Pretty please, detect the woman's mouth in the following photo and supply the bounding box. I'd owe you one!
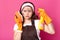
[26,16,29,17]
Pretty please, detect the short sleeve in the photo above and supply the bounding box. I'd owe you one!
[34,20,41,40]
[13,24,22,32]
[34,20,40,30]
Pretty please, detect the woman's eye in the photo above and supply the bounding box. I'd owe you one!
[23,10,32,12]
[24,10,26,12]
[28,10,31,12]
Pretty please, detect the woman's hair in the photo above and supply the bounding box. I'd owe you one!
[19,1,38,24]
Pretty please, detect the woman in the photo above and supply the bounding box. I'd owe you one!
[14,2,55,40]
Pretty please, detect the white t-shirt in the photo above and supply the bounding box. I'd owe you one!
[13,20,41,40]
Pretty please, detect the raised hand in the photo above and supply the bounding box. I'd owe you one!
[38,8,44,30]
[14,11,23,31]
[38,8,52,25]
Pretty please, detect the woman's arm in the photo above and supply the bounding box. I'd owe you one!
[44,23,55,34]
[14,31,22,40]
[14,11,23,40]
[13,24,22,40]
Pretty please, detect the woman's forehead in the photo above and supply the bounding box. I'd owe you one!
[22,6,32,10]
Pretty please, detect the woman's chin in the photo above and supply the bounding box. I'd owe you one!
[24,17,29,19]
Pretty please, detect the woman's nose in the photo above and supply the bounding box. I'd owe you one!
[26,11,29,15]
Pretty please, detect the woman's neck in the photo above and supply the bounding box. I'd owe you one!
[24,19,31,24]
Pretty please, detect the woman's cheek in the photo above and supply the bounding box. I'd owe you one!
[29,13,32,18]
[22,12,25,16]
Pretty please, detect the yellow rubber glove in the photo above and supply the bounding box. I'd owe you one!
[38,16,44,30]
[38,8,52,25]
[14,11,23,31]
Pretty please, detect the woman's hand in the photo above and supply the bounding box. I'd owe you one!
[38,8,55,34]
[14,11,23,23]
[38,8,52,25]
[14,11,23,31]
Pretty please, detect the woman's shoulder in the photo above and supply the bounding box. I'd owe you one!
[34,19,40,23]
[34,19,39,21]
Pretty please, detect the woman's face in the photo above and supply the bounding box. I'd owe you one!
[22,6,33,20]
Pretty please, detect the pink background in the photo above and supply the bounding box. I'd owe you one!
[0,0,60,40]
